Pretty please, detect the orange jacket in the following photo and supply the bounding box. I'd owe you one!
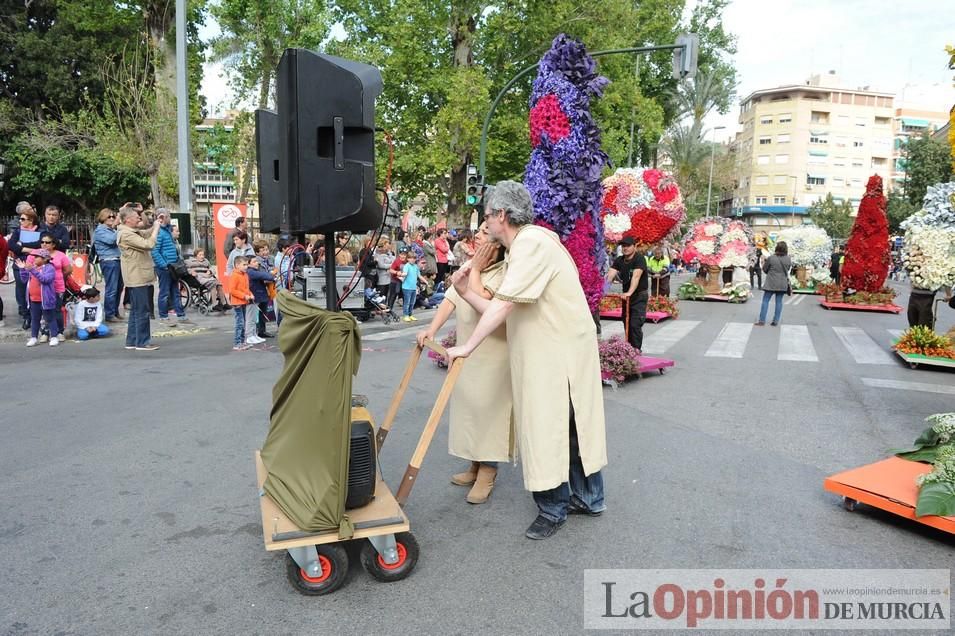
[228,271,253,306]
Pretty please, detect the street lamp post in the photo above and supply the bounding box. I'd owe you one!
[705,125,726,218]
[790,175,798,226]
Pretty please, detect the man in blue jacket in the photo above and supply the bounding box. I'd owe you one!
[151,209,190,326]
[40,205,71,252]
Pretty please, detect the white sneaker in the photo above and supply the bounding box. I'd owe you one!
[49,337,59,347]
[26,338,37,347]
[246,335,265,345]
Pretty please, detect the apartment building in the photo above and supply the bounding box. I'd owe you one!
[732,71,894,232]
[194,117,239,219]
[891,105,951,192]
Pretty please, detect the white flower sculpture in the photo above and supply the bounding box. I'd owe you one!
[777,226,833,268]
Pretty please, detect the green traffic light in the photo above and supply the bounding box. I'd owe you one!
[467,195,478,205]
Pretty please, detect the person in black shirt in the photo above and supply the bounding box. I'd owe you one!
[829,245,842,285]
[605,236,648,351]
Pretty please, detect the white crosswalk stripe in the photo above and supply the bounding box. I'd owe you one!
[861,378,955,395]
[704,322,753,358]
[887,329,904,342]
[777,324,818,361]
[832,326,896,365]
[641,320,701,354]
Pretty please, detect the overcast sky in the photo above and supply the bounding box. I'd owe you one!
[200,0,955,142]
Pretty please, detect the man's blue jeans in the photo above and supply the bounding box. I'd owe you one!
[531,405,606,523]
[156,266,184,319]
[101,260,122,319]
[758,290,785,324]
[125,286,152,347]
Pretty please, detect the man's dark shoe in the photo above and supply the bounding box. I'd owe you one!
[568,495,604,517]
[259,332,274,338]
[525,515,565,540]
[21,317,30,330]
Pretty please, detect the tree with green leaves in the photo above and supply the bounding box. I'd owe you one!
[808,193,855,239]
[886,190,917,234]
[903,133,953,207]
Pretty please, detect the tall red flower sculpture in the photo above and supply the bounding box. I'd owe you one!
[841,175,890,292]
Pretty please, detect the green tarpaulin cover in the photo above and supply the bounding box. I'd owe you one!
[260,291,361,538]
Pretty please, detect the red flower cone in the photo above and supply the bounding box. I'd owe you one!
[841,175,890,292]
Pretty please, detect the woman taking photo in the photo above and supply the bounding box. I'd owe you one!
[755,241,792,327]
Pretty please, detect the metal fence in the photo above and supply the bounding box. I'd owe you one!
[1,213,97,251]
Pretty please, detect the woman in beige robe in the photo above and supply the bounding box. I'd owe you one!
[417,223,514,504]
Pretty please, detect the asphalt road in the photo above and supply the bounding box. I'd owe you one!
[1,277,954,635]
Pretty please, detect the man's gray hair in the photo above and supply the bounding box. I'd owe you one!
[485,180,534,227]
[118,206,139,223]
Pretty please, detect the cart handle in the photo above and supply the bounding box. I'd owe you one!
[375,337,454,449]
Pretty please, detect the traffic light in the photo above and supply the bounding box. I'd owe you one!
[671,33,699,80]
[466,164,484,206]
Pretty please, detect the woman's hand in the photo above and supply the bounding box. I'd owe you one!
[470,243,497,273]
[415,329,435,348]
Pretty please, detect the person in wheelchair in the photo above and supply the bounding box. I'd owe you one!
[184,248,227,311]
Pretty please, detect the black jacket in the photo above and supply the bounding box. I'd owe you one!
[40,223,71,252]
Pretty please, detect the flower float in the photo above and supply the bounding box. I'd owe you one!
[598,335,641,384]
[777,226,832,269]
[599,168,685,244]
[900,181,955,292]
[681,217,755,269]
[525,34,609,312]
[841,175,890,292]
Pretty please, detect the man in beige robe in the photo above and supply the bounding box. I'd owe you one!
[446,180,607,540]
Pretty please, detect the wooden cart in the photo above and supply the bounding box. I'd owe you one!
[257,338,462,595]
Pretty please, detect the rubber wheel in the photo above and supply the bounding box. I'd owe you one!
[197,302,210,316]
[359,532,419,582]
[285,543,349,595]
[843,498,857,512]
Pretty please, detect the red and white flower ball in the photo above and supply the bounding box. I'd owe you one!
[600,168,686,244]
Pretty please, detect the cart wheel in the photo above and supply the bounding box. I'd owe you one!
[909,362,918,370]
[659,368,665,375]
[360,532,419,582]
[197,302,210,316]
[285,544,349,595]
[843,497,857,512]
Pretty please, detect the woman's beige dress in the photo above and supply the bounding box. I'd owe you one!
[445,260,515,462]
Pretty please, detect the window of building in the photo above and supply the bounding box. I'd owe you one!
[777,133,790,143]
[807,175,826,186]
[834,157,847,167]
[808,154,827,165]
[874,116,890,127]
[755,175,769,185]
[810,134,828,144]
[851,159,864,168]
[855,118,867,128]
[837,114,850,125]
[834,136,848,147]
[852,139,864,148]
[773,175,788,185]
[778,113,792,123]
[832,177,845,187]
[754,196,768,205]
[871,157,887,168]
[850,178,862,186]
[775,154,789,164]
[810,111,829,124]
[773,196,786,204]
[760,116,773,125]
[759,136,772,145]
[757,155,770,165]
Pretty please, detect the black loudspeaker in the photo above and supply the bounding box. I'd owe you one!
[345,420,376,510]
[276,49,384,234]
[255,109,283,234]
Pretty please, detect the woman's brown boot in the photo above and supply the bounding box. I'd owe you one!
[451,461,480,486]
[466,464,497,504]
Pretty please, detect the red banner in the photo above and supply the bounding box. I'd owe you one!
[212,202,247,282]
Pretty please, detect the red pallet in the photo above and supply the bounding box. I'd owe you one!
[823,457,955,535]
[820,300,902,314]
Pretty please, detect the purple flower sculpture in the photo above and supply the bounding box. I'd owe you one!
[525,34,610,312]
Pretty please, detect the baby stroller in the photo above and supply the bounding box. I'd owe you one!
[364,287,399,324]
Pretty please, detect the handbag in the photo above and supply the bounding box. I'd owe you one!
[169,258,188,280]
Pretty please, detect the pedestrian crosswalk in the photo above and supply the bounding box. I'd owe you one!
[631,320,906,366]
